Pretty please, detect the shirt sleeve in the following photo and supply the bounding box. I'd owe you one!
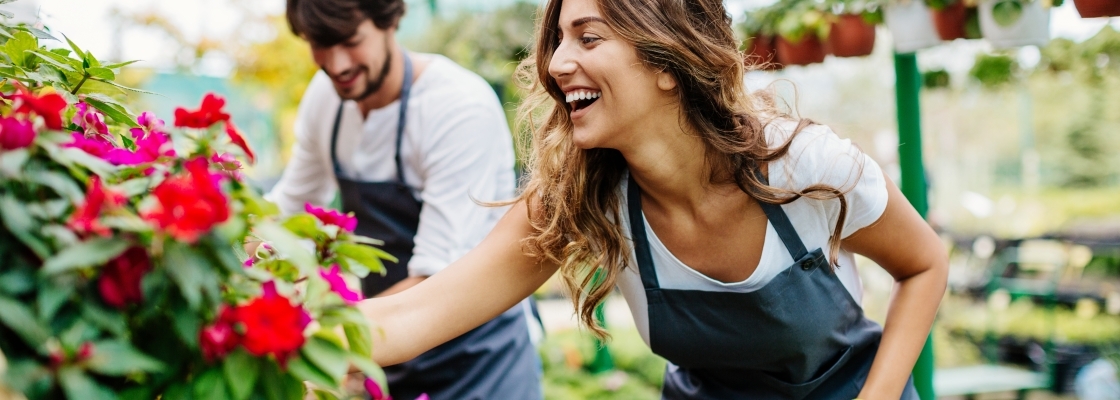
[265,73,340,215]
[782,123,888,239]
[406,97,515,277]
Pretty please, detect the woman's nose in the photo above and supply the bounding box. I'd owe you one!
[548,41,577,80]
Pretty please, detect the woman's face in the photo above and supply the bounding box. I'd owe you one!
[548,0,672,150]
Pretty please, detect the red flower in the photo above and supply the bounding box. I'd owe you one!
[200,306,240,362]
[233,282,307,361]
[224,122,255,163]
[0,116,35,150]
[142,157,230,243]
[174,93,230,128]
[304,203,357,232]
[64,131,114,158]
[68,175,125,237]
[98,247,151,309]
[11,90,67,130]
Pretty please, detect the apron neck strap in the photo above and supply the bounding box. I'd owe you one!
[330,51,415,183]
[752,168,809,261]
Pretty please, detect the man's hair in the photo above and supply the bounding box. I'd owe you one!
[287,0,406,46]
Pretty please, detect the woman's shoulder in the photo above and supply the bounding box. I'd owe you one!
[763,119,872,191]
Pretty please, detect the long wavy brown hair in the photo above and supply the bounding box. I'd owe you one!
[512,0,855,339]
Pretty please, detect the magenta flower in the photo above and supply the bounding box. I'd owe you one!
[137,112,165,133]
[243,258,254,268]
[64,132,114,158]
[319,264,362,304]
[104,130,175,166]
[210,152,243,180]
[304,203,357,232]
[74,102,109,136]
[0,116,35,150]
[364,378,392,400]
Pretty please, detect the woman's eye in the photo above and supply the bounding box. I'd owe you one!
[580,36,601,45]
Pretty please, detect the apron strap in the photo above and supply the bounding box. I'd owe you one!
[627,173,661,289]
[329,52,415,184]
[753,168,809,261]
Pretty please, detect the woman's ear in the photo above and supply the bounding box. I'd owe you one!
[656,70,677,91]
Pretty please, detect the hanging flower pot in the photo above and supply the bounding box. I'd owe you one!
[828,14,877,57]
[777,35,827,66]
[744,34,783,70]
[884,0,941,53]
[931,0,970,40]
[1072,0,1120,18]
[978,0,1051,48]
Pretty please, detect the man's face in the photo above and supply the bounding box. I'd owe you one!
[309,19,393,100]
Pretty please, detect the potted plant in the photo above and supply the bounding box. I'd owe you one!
[740,5,784,70]
[927,0,983,40]
[978,0,1053,48]
[825,0,882,57]
[1072,0,1120,18]
[776,4,830,66]
[883,0,942,52]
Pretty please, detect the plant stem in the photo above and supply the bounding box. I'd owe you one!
[70,73,89,95]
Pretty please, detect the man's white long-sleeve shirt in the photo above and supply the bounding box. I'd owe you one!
[267,54,516,277]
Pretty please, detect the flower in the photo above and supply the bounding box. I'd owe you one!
[174,93,230,128]
[11,90,67,130]
[137,111,165,133]
[73,102,109,136]
[142,157,230,243]
[67,175,125,237]
[225,122,255,163]
[0,116,35,150]
[64,131,114,158]
[364,378,392,400]
[98,247,151,309]
[104,129,175,166]
[210,152,243,180]
[319,265,362,304]
[233,282,307,361]
[200,307,240,362]
[304,203,357,232]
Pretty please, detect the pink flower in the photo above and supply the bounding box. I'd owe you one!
[0,116,35,150]
[243,258,254,268]
[364,378,392,400]
[68,175,125,237]
[210,152,243,180]
[199,306,240,362]
[319,265,362,304]
[98,247,151,309]
[104,130,175,166]
[137,112,164,133]
[304,203,357,232]
[64,131,114,158]
[73,102,108,136]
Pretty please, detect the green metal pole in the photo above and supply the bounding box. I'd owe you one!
[893,52,935,400]
[587,270,614,373]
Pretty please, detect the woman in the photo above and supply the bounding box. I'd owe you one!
[358,0,948,397]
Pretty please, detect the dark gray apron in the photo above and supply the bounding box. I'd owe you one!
[626,173,919,399]
[330,53,541,400]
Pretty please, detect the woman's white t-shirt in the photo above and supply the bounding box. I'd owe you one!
[616,121,889,346]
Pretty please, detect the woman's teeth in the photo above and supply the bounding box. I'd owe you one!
[565,90,601,104]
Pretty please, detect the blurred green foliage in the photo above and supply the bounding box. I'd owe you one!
[539,328,665,400]
[970,53,1018,88]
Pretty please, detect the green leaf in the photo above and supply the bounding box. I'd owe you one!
[344,321,373,359]
[260,359,306,400]
[37,281,74,321]
[282,214,322,239]
[85,96,138,127]
[112,177,154,198]
[0,195,50,258]
[333,243,395,275]
[99,79,160,96]
[0,296,49,348]
[81,301,128,336]
[48,146,119,178]
[0,147,29,178]
[991,0,1024,27]
[27,49,75,72]
[223,350,260,400]
[101,214,152,233]
[52,82,80,104]
[312,389,341,400]
[0,26,12,40]
[0,9,12,18]
[163,241,220,310]
[119,387,154,400]
[171,296,201,348]
[348,353,386,392]
[62,34,84,63]
[41,237,130,275]
[254,221,318,274]
[0,31,35,67]
[345,234,384,246]
[24,169,85,202]
[286,354,337,389]
[302,335,349,380]
[162,381,192,400]
[58,367,116,400]
[25,199,70,220]
[0,266,35,296]
[86,66,114,80]
[104,60,139,70]
[194,367,231,400]
[86,340,165,375]
[24,26,56,41]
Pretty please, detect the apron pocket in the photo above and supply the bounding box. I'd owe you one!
[755,345,854,396]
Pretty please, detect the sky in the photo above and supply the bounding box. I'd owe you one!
[4,0,1118,76]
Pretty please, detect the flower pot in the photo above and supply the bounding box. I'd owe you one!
[884,0,941,53]
[978,0,1050,49]
[827,14,877,57]
[1072,0,1120,18]
[776,35,826,66]
[932,1,970,40]
[744,34,782,70]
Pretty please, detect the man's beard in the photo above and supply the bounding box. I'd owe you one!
[334,36,393,101]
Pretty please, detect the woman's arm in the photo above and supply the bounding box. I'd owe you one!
[356,200,558,366]
[841,173,948,399]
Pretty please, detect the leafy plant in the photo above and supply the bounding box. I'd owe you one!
[776,2,833,43]
[0,14,398,400]
[923,69,952,89]
[970,53,1019,88]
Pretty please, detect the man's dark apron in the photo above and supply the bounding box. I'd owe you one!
[626,173,920,399]
[330,53,541,400]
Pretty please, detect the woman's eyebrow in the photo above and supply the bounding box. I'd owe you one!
[571,16,607,27]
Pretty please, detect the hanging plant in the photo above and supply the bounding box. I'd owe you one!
[979,0,1053,48]
[969,52,1019,87]
[825,0,882,57]
[928,0,982,40]
[883,0,943,52]
[776,5,831,65]
[739,4,786,70]
[1072,0,1120,18]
